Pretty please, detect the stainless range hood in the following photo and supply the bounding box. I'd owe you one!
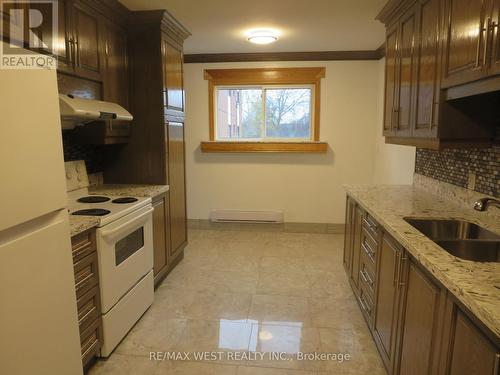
[59,94,133,129]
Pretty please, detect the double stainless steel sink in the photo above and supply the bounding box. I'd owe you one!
[404,218,500,262]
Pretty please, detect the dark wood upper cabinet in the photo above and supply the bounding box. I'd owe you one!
[162,38,185,117]
[102,21,128,108]
[395,11,417,138]
[378,0,497,149]
[413,0,441,138]
[442,0,490,87]
[384,25,399,136]
[59,0,132,144]
[490,0,500,75]
[70,1,102,81]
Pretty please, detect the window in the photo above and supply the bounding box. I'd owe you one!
[202,67,327,153]
[215,86,313,141]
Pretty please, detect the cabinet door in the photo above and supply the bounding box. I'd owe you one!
[445,308,499,375]
[162,38,185,116]
[396,258,443,375]
[343,197,355,273]
[442,0,490,87]
[374,232,402,372]
[1,1,28,47]
[152,198,167,277]
[71,0,102,81]
[395,11,417,138]
[100,21,129,140]
[413,0,441,138]
[22,1,67,61]
[350,205,363,291]
[490,0,500,75]
[167,121,187,260]
[384,24,399,136]
[102,21,128,108]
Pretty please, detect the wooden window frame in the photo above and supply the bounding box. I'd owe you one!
[202,67,327,153]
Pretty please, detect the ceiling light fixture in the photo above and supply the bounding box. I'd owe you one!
[247,30,278,45]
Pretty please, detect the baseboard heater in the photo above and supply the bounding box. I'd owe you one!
[210,209,284,223]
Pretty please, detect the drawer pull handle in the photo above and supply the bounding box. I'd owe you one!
[359,295,371,315]
[76,274,93,292]
[363,218,377,231]
[79,305,97,325]
[493,352,499,375]
[73,244,91,259]
[393,250,400,287]
[362,243,375,263]
[398,255,407,289]
[360,269,374,287]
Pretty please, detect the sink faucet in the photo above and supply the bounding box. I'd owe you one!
[473,197,500,212]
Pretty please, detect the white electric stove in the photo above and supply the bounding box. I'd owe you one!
[65,161,154,357]
[67,188,151,226]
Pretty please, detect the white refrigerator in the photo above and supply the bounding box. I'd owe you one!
[0,60,83,373]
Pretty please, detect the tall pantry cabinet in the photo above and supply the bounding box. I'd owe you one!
[105,10,190,285]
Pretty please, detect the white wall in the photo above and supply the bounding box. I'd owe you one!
[184,59,414,224]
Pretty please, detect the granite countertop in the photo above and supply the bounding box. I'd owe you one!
[344,184,500,338]
[69,215,99,237]
[89,184,169,198]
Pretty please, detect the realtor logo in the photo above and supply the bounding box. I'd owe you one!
[0,0,58,69]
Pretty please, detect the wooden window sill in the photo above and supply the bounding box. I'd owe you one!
[200,141,329,153]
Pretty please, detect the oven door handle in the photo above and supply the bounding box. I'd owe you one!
[99,207,153,242]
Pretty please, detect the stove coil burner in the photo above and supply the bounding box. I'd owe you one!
[112,197,138,204]
[77,196,110,203]
[72,208,111,216]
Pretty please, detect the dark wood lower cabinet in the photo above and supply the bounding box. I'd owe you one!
[152,191,182,287]
[344,195,500,375]
[373,231,402,372]
[343,197,355,273]
[167,121,187,259]
[396,257,445,375]
[342,196,364,295]
[439,298,500,375]
[350,205,363,292]
[71,229,102,369]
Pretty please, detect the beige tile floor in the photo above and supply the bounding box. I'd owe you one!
[88,229,387,375]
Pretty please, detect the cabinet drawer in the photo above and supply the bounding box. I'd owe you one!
[71,230,96,263]
[74,252,99,298]
[359,256,376,297]
[358,281,375,325]
[361,229,377,265]
[77,286,101,334]
[80,317,101,366]
[363,214,379,239]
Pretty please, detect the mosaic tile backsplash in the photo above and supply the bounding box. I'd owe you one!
[62,131,120,173]
[415,145,500,197]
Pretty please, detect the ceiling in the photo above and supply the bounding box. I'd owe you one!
[119,0,387,54]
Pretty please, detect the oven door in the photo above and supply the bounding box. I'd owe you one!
[96,204,153,313]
